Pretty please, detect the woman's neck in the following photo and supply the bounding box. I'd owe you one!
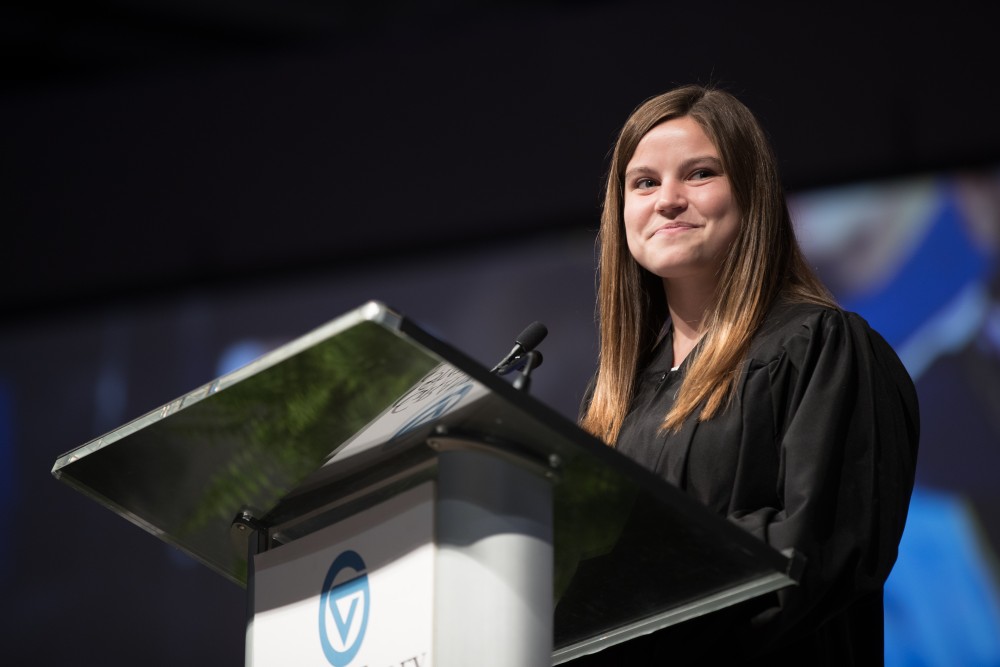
[664,277,715,368]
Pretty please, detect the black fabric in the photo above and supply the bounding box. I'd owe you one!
[573,299,919,664]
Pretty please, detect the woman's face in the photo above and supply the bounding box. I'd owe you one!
[622,116,740,287]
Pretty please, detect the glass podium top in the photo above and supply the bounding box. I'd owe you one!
[52,301,792,659]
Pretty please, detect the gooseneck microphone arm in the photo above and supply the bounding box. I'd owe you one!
[490,321,548,375]
[511,350,543,392]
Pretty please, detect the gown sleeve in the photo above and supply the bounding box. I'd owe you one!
[729,308,920,649]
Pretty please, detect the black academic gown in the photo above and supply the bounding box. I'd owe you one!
[572,300,919,665]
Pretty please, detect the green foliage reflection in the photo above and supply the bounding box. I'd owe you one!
[172,323,438,546]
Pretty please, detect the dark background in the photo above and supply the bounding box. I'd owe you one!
[4,1,999,321]
[3,2,999,665]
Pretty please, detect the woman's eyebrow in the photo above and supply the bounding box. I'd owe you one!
[681,155,723,171]
[624,165,658,181]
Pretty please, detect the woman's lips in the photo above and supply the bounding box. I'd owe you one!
[652,222,699,236]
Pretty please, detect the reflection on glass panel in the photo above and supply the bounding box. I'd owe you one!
[53,313,440,582]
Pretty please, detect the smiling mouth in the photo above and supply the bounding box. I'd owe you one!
[652,222,699,235]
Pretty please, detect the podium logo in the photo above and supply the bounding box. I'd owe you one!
[319,550,370,667]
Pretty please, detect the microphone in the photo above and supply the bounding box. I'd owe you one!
[500,348,544,376]
[490,321,548,374]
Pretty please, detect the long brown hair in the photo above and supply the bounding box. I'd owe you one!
[580,85,834,444]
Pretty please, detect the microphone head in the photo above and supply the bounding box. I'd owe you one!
[515,321,548,351]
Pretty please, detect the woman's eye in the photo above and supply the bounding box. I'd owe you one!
[635,178,656,189]
[690,169,714,180]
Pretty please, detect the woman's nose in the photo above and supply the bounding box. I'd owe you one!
[654,182,686,213]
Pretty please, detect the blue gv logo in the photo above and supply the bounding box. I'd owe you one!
[318,550,370,666]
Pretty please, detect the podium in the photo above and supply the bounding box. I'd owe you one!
[52,301,795,666]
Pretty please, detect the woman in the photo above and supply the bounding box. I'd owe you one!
[577,85,919,663]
